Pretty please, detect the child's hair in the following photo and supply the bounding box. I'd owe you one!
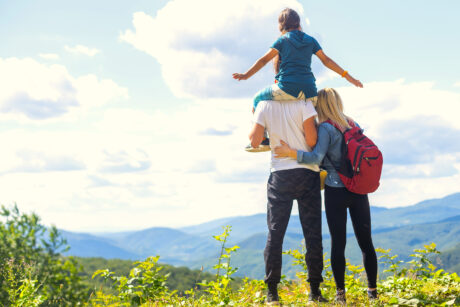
[278,8,300,32]
[273,8,301,74]
[316,88,352,130]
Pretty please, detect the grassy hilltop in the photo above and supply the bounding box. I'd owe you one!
[1,206,460,306]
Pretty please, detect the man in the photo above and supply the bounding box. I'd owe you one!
[249,99,327,304]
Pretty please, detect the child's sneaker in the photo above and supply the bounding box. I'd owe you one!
[245,138,270,152]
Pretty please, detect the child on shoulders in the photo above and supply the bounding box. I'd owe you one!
[233,8,362,152]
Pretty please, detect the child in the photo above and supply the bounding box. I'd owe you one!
[233,8,363,152]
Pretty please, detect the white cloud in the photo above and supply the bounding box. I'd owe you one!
[454,81,460,87]
[39,53,60,60]
[315,69,338,85]
[2,79,459,232]
[120,0,329,99]
[332,80,460,207]
[0,57,128,121]
[10,151,85,173]
[64,44,101,56]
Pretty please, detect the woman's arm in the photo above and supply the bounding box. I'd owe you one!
[233,48,279,81]
[315,50,363,88]
[274,125,331,165]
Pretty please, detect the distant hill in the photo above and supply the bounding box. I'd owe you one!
[64,227,220,265]
[61,230,138,259]
[62,192,460,279]
[436,243,460,274]
[182,192,460,242]
[188,216,460,279]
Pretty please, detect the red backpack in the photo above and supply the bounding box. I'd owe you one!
[326,120,383,194]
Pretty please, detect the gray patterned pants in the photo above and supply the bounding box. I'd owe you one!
[264,168,323,285]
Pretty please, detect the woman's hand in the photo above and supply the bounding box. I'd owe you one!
[232,73,248,81]
[274,140,297,159]
[345,74,363,88]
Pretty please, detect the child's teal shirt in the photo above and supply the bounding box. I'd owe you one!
[271,30,322,98]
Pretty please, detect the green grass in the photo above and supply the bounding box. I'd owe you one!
[86,229,460,306]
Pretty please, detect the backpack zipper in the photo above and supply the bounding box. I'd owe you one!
[352,145,363,170]
[358,152,381,172]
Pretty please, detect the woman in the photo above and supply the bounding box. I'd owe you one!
[274,88,378,303]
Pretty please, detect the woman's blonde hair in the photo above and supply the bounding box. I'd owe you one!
[316,88,351,130]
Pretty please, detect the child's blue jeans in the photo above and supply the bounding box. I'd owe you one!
[253,83,317,110]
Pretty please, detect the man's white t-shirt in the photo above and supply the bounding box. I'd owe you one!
[253,100,319,173]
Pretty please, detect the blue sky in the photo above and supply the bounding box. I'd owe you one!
[0,0,459,231]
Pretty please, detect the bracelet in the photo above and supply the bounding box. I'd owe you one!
[341,70,348,78]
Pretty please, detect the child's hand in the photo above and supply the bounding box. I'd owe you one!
[232,73,248,81]
[345,74,363,88]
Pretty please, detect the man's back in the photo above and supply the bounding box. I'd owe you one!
[252,100,325,296]
[253,100,319,172]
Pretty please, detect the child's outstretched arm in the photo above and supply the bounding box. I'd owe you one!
[233,48,278,81]
[315,50,363,88]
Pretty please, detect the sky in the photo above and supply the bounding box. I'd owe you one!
[0,0,459,232]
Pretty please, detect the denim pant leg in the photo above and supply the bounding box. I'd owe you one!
[253,85,274,110]
[296,170,324,284]
[264,171,294,284]
[253,84,300,110]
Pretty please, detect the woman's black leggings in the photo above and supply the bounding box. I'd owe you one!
[324,186,378,289]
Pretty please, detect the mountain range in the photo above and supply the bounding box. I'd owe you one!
[62,192,460,279]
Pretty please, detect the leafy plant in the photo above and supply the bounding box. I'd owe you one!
[198,225,240,305]
[2,207,460,306]
[1,258,46,306]
[0,204,89,306]
[92,256,173,306]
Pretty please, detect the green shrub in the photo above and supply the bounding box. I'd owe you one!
[2,207,459,306]
[0,205,90,306]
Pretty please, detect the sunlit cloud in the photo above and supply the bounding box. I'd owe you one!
[0,57,128,121]
[120,0,329,99]
[39,53,60,60]
[1,78,459,231]
[9,150,85,173]
[1,0,459,233]
[64,44,101,56]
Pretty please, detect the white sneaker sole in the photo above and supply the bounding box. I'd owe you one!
[245,145,271,153]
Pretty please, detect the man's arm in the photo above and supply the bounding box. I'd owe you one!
[303,116,317,148]
[248,123,265,148]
